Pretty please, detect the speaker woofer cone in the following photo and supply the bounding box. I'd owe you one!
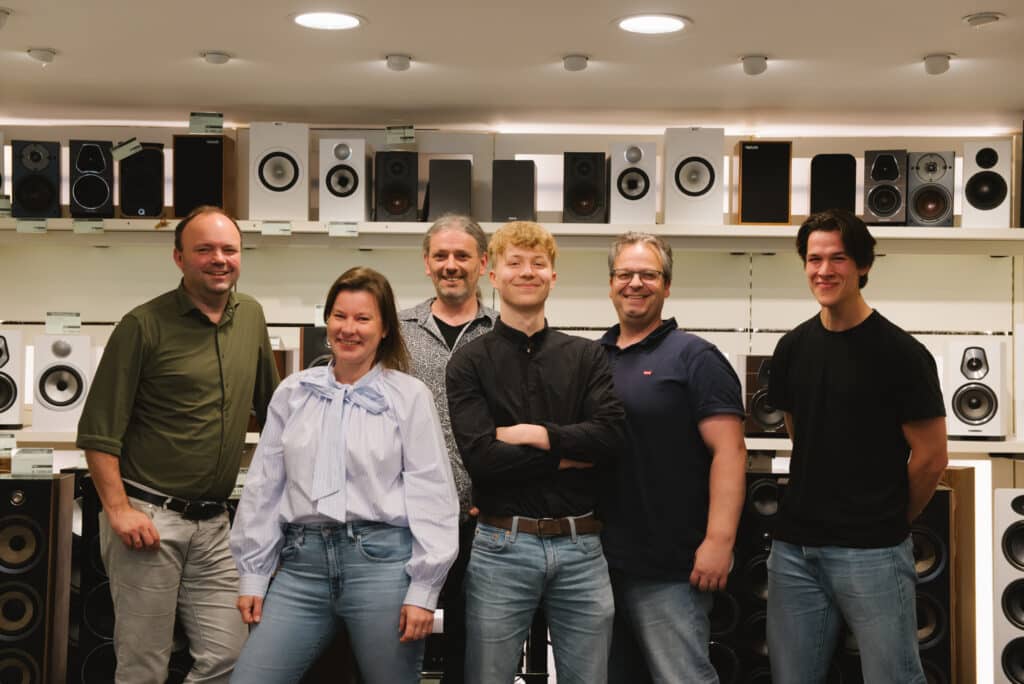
[750,389,784,432]
[326,164,359,198]
[911,185,951,224]
[911,526,947,582]
[257,152,300,192]
[952,382,997,425]
[1004,637,1024,684]
[965,171,1007,211]
[709,591,740,638]
[567,185,599,218]
[916,594,947,649]
[13,177,56,213]
[1003,521,1024,570]
[867,185,902,217]
[743,553,769,601]
[0,585,41,638]
[0,649,39,684]
[381,186,412,217]
[616,168,650,201]
[708,641,740,684]
[675,157,715,197]
[742,611,768,657]
[0,518,42,572]
[37,365,85,409]
[1003,579,1024,629]
[748,479,780,517]
[82,581,115,640]
[81,642,116,683]
[72,175,111,211]
[0,374,15,413]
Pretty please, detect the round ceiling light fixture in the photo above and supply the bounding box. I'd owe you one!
[962,11,1005,28]
[386,54,411,71]
[27,47,57,65]
[923,53,953,75]
[741,55,768,76]
[294,11,362,30]
[562,54,589,72]
[201,51,232,65]
[617,14,690,34]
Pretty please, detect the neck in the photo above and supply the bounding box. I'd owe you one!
[819,296,873,332]
[333,359,375,385]
[431,296,479,326]
[183,283,230,324]
[617,317,662,349]
[500,304,546,337]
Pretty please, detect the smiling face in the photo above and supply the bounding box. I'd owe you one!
[424,228,487,305]
[173,211,241,302]
[489,244,556,313]
[327,289,385,380]
[609,242,669,332]
[804,229,869,311]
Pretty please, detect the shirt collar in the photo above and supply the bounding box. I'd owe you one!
[599,317,678,349]
[174,280,239,323]
[403,297,497,328]
[494,317,550,348]
[306,361,385,392]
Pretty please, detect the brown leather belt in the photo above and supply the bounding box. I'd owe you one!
[478,513,602,537]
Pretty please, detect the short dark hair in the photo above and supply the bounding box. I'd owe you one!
[796,209,876,288]
[322,267,410,373]
[608,232,674,285]
[174,206,242,251]
[422,214,488,257]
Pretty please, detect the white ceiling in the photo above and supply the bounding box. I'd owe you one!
[1,0,1022,133]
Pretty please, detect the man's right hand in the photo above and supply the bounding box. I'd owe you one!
[108,505,161,551]
[237,595,264,624]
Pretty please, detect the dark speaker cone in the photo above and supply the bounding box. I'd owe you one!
[965,171,1007,211]
[867,185,902,217]
[616,168,650,200]
[326,165,358,198]
[952,383,997,425]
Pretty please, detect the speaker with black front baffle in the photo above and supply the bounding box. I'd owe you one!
[318,138,371,223]
[562,152,608,223]
[0,473,74,684]
[663,127,725,225]
[739,355,786,437]
[31,335,92,433]
[907,152,955,227]
[374,151,419,221]
[962,139,1012,228]
[69,140,115,219]
[944,338,1008,439]
[863,149,908,225]
[172,134,235,218]
[248,122,309,221]
[736,141,792,224]
[119,143,165,218]
[609,142,656,224]
[424,159,472,221]
[11,140,61,219]
[809,153,857,214]
[491,159,536,222]
[0,330,25,429]
[300,326,332,369]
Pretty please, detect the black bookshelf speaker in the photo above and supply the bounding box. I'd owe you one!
[172,135,235,218]
[300,326,332,369]
[11,141,62,219]
[863,149,908,225]
[742,356,785,437]
[907,152,955,227]
[562,152,607,223]
[737,141,792,224]
[0,474,74,684]
[374,151,419,221]
[492,160,536,222]
[69,140,115,219]
[810,153,857,215]
[425,159,472,220]
[119,143,165,218]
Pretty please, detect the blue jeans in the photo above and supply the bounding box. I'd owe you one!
[766,538,925,684]
[607,568,718,684]
[230,522,424,684]
[464,521,614,684]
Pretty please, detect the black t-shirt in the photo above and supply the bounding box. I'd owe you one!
[432,315,468,350]
[767,310,945,548]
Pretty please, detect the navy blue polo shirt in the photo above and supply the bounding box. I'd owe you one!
[599,318,744,579]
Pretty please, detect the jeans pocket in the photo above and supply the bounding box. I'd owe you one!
[357,525,413,563]
[279,526,305,561]
[471,523,510,553]
[574,533,603,556]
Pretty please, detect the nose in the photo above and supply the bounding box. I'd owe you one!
[628,272,644,285]
[444,255,458,271]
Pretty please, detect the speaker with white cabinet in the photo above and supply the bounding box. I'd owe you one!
[663,127,724,225]
[944,339,1008,439]
[248,122,309,221]
[609,142,656,224]
[962,139,1011,228]
[318,138,371,222]
[32,335,92,432]
[0,330,24,428]
[994,489,1024,683]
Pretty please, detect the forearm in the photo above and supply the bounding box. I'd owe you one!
[906,447,948,522]
[704,443,746,544]
[84,449,132,514]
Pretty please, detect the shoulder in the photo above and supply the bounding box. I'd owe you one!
[382,368,430,394]
[381,370,435,414]
[233,291,268,319]
[776,314,820,348]
[126,288,178,323]
[870,314,934,362]
[398,299,432,323]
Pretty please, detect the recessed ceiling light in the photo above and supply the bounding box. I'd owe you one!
[923,53,953,75]
[962,11,1005,28]
[294,11,362,30]
[618,14,690,34]
[201,51,231,65]
[385,54,411,71]
[27,47,56,65]
[562,54,589,72]
[741,55,768,76]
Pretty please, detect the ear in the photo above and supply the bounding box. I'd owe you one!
[489,269,498,287]
[423,253,432,277]
[172,248,184,270]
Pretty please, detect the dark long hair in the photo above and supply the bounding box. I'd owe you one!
[323,267,410,372]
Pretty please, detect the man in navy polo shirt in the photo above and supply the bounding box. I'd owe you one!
[599,232,747,684]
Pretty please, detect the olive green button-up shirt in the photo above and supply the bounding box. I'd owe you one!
[77,283,280,500]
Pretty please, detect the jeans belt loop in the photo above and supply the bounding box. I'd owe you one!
[346,522,356,541]
[509,516,520,542]
[568,516,578,542]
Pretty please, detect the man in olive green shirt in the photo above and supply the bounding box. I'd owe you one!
[77,206,279,684]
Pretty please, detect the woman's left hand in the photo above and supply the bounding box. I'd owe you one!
[398,604,435,642]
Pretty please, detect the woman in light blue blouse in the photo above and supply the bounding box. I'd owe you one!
[229,267,459,683]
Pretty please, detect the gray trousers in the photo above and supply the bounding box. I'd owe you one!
[99,497,248,684]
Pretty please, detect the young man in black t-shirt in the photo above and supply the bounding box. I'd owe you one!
[766,209,948,683]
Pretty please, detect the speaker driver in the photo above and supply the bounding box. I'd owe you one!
[750,389,785,432]
[867,185,902,218]
[976,147,1000,169]
[952,382,997,425]
[75,144,107,174]
[38,365,84,409]
[748,478,780,517]
[381,187,412,217]
[0,374,15,413]
[675,157,715,197]
[0,518,41,572]
[566,185,599,218]
[616,168,650,201]
[325,165,358,198]
[332,143,352,161]
[742,611,768,657]
[923,660,948,684]
[257,152,299,193]
[1003,521,1024,571]
[20,144,52,172]
[1004,637,1024,684]
[965,171,1008,211]
[0,650,39,684]
[1003,579,1024,629]
[71,175,111,211]
[911,526,947,582]
[13,177,57,213]
[81,642,116,684]
[916,594,947,649]
[708,641,740,684]
[0,585,41,637]
[709,591,740,638]
[912,153,950,183]
[911,186,951,224]
[742,554,769,602]
[82,582,114,639]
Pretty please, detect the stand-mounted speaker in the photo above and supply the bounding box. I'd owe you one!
[0,474,74,684]
[945,339,1008,439]
[609,142,656,224]
[492,160,536,222]
[863,149,908,225]
[0,330,25,429]
[318,138,371,223]
[962,139,1012,228]
[742,356,785,437]
[562,152,608,223]
[663,127,724,225]
[119,143,165,218]
[11,141,61,219]
[69,140,114,219]
[300,326,331,369]
[908,152,955,227]
[31,335,91,433]
[374,151,418,221]
[425,159,472,221]
[736,141,792,224]
[810,153,856,215]
[995,489,1024,684]
[248,122,309,221]
[172,135,235,218]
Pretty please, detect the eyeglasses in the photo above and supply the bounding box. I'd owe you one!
[611,269,663,284]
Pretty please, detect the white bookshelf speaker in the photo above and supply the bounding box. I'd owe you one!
[0,329,24,428]
[609,142,656,224]
[32,334,92,432]
[663,127,724,225]
[962,139,1012,228]
[319,138,371,222]
[248,122,310,221]
[944,338,1008,439]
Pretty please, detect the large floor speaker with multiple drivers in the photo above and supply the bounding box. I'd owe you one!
[172,135,235,218]
[119,143,165,218]
[69,140,114,219]
[374,151,419,221]
[248,122,309,221]
[863,149,908,225]
[319,138,371,223]
[810,153,856,215]
[0,474,74,684]
[663,127,724,225]
[562,152,607,223]
[0,330,24,429]
[962,139,1012,228]
[995,488,1024,683]
[736,141,791,224]
[944,339,1008,439]
[908,152,955,227]
[425,159,472,220]
[742,356,785,437]
[492,160,536,222]
[300,326,332,369]
[11,141,61,219]
[609,142,656,224]
[32,335,91,433]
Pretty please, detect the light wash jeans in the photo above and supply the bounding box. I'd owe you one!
[766,537,925,684]
[230,522,424,684]
[464,520,614,684]
[607,568,718,684]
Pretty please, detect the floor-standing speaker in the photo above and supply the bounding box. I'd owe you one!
[31,335,91,433]
[172,135,235,218]
[962,139,1012,228]
[0,474,74,684]
[374,151,418,221]
[908,152,955,227]
[11,141,61,219]
[248,122,309,221]
[119,143,165,218]
[300,326,331,369]
[562,152,607,223]
[995,488,1024,683]
[863,149,908,225]
[492,160,536,222]
[425,159,472,220]
[663,127,724,225]
[0,330,24,429]
[69,140,114,219]
[741,356,785,437]
[609,142,656,224]
[736,141,792,224]
[319,138,371,223]
[944,339,1008,439]
[809,153,856,215]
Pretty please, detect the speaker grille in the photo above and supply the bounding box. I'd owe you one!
[13,177,57,214]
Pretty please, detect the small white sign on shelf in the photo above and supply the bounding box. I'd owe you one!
[111,137,144,161]
[261,221,292,236]
[269,336,283,350]
[73,219,105,234]
[313,305,325,326]
[772,456,791,474]
[16,219,47,234]
[45,311,82,334]
[12,448,54,475]
[328,222,359,238]
[385,125,415,145]
[0,433,16,457]
[189,112,224,135]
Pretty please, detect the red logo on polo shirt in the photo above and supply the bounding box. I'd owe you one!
[642,370,652,376]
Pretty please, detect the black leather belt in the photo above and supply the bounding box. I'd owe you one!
[124,482,228,521]
[478,513,602,537]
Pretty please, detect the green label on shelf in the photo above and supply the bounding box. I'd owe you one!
[73,219,104,234]
[12,448,53,475]
[189,112,224,135]
[45,311,82,334]
[16,219,47,233]
[261,221,292,236]
[385,125,415,145]
[328,221,359,237]
[111,137,144,161]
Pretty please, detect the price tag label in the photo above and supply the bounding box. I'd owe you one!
[0,196,11,216]
[269,336,283,350]
[12,448,54,475]
[73,219,104,234]
[313,305,325,326]
[0,433,16,457]
[189,111,224,135]
[385,125,415,145]
[771,456,791,474]
[111,137,144,161]
[328,221,359,237]
[260,221,292,236]
[16,219,47,234]
[45,311,82,334]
